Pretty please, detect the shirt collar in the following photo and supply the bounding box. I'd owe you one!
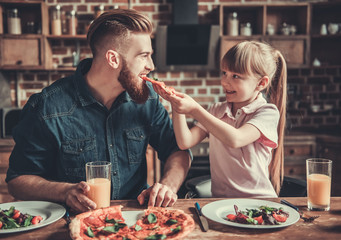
[217,93,268,118]
[74,58,131,107]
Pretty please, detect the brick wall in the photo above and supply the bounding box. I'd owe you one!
[5,0,341,131]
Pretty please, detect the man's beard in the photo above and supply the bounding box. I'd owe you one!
[118,58,149,104]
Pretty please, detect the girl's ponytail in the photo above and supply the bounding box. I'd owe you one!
[268,51,287,195]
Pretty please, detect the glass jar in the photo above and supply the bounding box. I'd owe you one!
[226,12,239,36]
[67,10,78,35]
[7,8,21,34]
[280,22,290,36]
[267,23,275,35]
[51,5,62,35]
[240,22,252,36]
[26,21,35,34]
[94,4,105,18]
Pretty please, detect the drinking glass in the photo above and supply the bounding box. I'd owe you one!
[86,161,111,208]
[306,158,332,211]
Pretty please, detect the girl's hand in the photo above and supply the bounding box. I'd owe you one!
[152,84,200,114]
[171,92,200,115]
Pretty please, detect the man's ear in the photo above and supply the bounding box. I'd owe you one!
[106,49,120,69]
[257,76,269,91]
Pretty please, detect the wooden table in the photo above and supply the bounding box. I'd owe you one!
[1,197,341,239]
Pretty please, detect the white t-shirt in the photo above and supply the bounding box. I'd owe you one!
[196,94,279,198]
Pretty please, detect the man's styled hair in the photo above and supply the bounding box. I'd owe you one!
[87,9,153,58]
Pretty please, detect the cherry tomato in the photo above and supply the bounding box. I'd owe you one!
[226,214,237,221]
[31,216,43,225]
[0,221,3,229]
[12,210,20,219]
[272,212,287,222]
[253,215,263,224]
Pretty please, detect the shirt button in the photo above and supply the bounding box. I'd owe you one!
[79,148,83,152]
[113,171,117,176]
[109,144,113,148]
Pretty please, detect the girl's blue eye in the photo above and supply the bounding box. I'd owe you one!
[232,74,239,79]
[222,71,226,75]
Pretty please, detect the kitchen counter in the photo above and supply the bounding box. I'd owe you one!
[0,138,14,148]
[1,197,341,240]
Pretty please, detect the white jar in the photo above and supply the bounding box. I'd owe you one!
[320,24,327,35]
[7,8,21,34]
[240,22,252,36]
[226,12,239,36]
[267,23,275,35]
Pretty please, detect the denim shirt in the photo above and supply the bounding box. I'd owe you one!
[6,58,183,200]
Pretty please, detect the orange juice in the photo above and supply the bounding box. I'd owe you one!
[87,178,111,208]
[307,173,331,207]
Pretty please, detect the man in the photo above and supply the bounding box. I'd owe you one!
[6,9,191,212]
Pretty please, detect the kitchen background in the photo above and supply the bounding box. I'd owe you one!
[0,0,340,132]
[0,0,341,201]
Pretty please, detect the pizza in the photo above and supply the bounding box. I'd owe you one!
[142,76,176,95]
[69,205,195,240]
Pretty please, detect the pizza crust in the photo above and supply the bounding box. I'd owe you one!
[69,210,95,240]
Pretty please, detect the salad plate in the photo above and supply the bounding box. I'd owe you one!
[0,201,66,234]
[201,199,300,229]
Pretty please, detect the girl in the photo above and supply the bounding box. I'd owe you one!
[155,41,287,198]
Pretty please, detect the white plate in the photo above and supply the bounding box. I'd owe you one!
[0,201,66,234]
[201,199,300,229]
[122,211,144,227]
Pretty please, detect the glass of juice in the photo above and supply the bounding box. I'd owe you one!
[306,158,332,211]
[86,161,111,209]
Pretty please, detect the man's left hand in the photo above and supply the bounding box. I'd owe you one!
[137,182,177,207]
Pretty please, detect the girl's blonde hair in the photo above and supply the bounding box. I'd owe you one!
[222,41,287,195]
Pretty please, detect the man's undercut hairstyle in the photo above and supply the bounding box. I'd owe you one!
[87,9,153,58]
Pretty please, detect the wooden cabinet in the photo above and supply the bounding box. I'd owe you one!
[0,0,50,70]
[316,136,341,196]
[283,134,341,196]
[0,139,15,203]
[219,2,341,68]
[0,35,51,70]
[284,135,316,180]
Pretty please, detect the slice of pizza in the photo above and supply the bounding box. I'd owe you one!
[142,76,176,95]
[131,207,195,240]
[69,205,134,240]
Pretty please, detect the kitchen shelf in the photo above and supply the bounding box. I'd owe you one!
[219,2,310,67]
[219,2,341,68]
[47,34,87,40]
[45,66,76,71]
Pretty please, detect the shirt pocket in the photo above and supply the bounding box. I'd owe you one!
[61,137,98,182]
[124,127,147,165]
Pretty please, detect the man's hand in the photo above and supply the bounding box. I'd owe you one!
[137,183,178,207]
[65,181,97,212]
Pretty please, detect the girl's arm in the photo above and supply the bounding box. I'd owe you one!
[190,104,261,148]
[172,110,207,150]
[153,84,259,148]
[152,84,207,149]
